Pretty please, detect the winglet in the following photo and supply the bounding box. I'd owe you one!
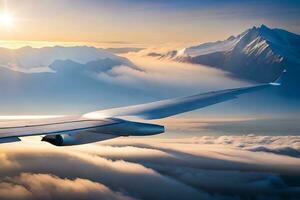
[270,69,286,86]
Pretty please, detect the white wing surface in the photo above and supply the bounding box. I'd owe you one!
[83,83,273,120]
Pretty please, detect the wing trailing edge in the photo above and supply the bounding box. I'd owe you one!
[0,137,21,144]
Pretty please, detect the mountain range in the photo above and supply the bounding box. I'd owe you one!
[149,25,300,83]
[0,46,136,73]
[0,26,299,114]
[0,46,148,114]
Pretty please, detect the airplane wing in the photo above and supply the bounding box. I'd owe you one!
[83,84,277,120]
[84,70,286,121]
[0,70,285,146]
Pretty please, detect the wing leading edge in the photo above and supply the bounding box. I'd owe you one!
[83,84,274,120]
[84,70,286,121]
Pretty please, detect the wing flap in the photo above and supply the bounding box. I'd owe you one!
[0,117,122,141]
[0,137,21,144]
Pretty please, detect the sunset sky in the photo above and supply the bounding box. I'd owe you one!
[0,0,300,47]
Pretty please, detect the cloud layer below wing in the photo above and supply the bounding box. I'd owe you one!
[0,135,300,200]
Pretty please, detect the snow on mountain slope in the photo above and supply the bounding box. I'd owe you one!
[177,33,245,57]
[0,46,135,73]
[157,25,300,83]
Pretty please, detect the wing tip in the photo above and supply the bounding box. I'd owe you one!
[270,69,287,86]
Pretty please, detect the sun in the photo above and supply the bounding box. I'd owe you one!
[0,12,14,28]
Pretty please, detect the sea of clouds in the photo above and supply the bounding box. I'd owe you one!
[0,134,300,200]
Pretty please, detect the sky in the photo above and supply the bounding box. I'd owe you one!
[0,0,300,47]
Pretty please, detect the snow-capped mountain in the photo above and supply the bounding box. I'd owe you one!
[0,46,136,73]
[155,25,300,82]
[176,34,242,57]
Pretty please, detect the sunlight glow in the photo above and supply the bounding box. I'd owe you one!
[0,11,14,28]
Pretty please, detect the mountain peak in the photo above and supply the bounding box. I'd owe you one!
[259,24,270,30]
[248,24,270,31]
[258,24,273,35]
[156,25,300,83]
[246,24,272,35]
[227,35,236,41]
[243,24,280,44]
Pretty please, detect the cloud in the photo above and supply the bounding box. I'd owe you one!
[156,117,300,137]
[0,144,211,200]
[1,135,300,200]
[101,136,300,175]
[97,65,151,88]
[248,146,300,157]
[90,54,250,100]
[0,153,18,169]
[0,182,31,200]
[0,173,134,200]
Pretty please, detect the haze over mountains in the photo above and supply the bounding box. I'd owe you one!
[105,47,144,54]
[150,25,300,84]
[0,46,136,73]
[0,46,150,114]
